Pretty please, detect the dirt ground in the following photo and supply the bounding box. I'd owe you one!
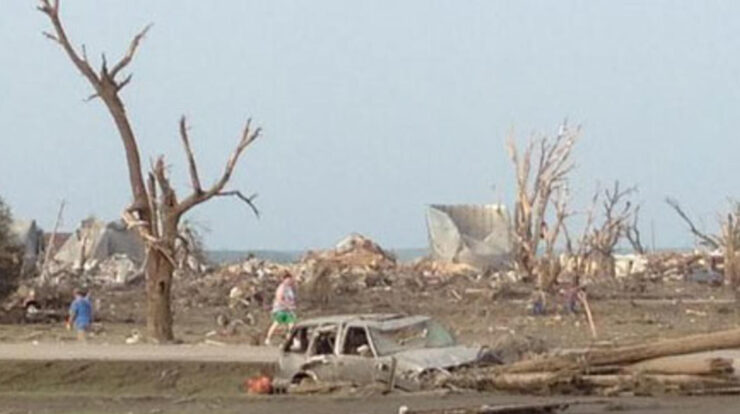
[1,277,737,349]
[5,392,740,414]
[1,359,740,413]
[1,276,740,413]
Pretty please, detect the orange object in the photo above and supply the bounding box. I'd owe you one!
[245,375,272,394]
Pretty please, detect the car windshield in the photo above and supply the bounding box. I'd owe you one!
[368,319,456,356]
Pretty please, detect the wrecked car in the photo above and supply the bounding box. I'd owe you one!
[274,313,498,391]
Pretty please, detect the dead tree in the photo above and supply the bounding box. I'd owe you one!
[563,188,600,287]
[665,198,721,250]
[625,205,646,254]
[536,186,572,291]
[588,182,638,278]
[721,204,740,299]
[667,198,740,299]
[506,122,579,285]
[39,1,261,341]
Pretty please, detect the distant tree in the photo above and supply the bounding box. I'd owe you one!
[586,181,639,278]
[666,198,740,300]
[507,125,640,290]
[506,122,578,289]
[0,197,21,300]
[38,1,262,341]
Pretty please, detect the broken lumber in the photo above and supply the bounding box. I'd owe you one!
[502,327,740,374]
[289,381,354,395]
[444,370,739,395]
[580,374,735,389]
[623,356,734,376]
[401,401,570,414]
[577,291,597,339]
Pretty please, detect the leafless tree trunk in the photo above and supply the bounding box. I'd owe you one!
[625,205,646,254]
[562,188,599,287]
[536,186,571,291]
[39,1,261,342]
[506,122,579,284]
[721,207,740,301]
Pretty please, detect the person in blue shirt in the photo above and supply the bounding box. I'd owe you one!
[68,288,93,341]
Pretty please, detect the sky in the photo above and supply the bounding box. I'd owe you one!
[1,1,739,251]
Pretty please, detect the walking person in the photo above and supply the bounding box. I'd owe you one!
[67,288,93,341]
[264,272,297,346]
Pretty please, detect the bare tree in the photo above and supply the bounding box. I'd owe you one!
[506,122,579,285]
[563,188,600,287]
[719,204,740,299]
[723,212,738,298]
[38,1,261,341]
[587,181,638,278]
[625,205,646,254]
[666,198,740,300]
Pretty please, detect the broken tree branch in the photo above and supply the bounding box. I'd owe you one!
[665,197,721,249]
[38,0,100,87]
[179,117,202,194]
[215,191,260,217]
[109,24,152,79]
[176,118,261,216]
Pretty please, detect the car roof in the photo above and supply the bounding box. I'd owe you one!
[295,313,431,329]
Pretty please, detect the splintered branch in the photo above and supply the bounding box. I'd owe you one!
[179,117,202,194]
[176,118,262,216]
[665,197,721,249]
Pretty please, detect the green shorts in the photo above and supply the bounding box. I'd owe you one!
[272,310,297,325]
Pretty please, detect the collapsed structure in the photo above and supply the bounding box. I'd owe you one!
[54,218,145,269]
[426,204,512,270]
[9,220,44,276]
[46,217,145,285]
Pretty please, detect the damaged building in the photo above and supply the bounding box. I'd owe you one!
[426,204,512,270]
[50,217,145,284]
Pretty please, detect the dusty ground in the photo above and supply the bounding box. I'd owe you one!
[1,277,737,349]
[5,392,740,414]
[1,276,739,412]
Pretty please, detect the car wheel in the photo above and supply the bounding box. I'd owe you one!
[293,373,317,386]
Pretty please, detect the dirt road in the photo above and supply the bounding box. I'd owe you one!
[2,343,740,413]
[0,342,278,362]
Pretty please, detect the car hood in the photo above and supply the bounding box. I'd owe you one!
[393,345,482,372]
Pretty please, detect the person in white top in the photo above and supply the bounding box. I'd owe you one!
[264,272,297,346]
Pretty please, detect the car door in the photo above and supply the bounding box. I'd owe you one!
[301,324,341,382]
[278,325,312,382]
[337,325,388,385]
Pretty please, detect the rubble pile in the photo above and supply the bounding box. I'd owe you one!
[644,251,723,283]
[200,233,545,309]
[41,254,144,287]
[406,257,479,279]
[299,234,398,298]
[182,255,291,308]
[300,233,397,274]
